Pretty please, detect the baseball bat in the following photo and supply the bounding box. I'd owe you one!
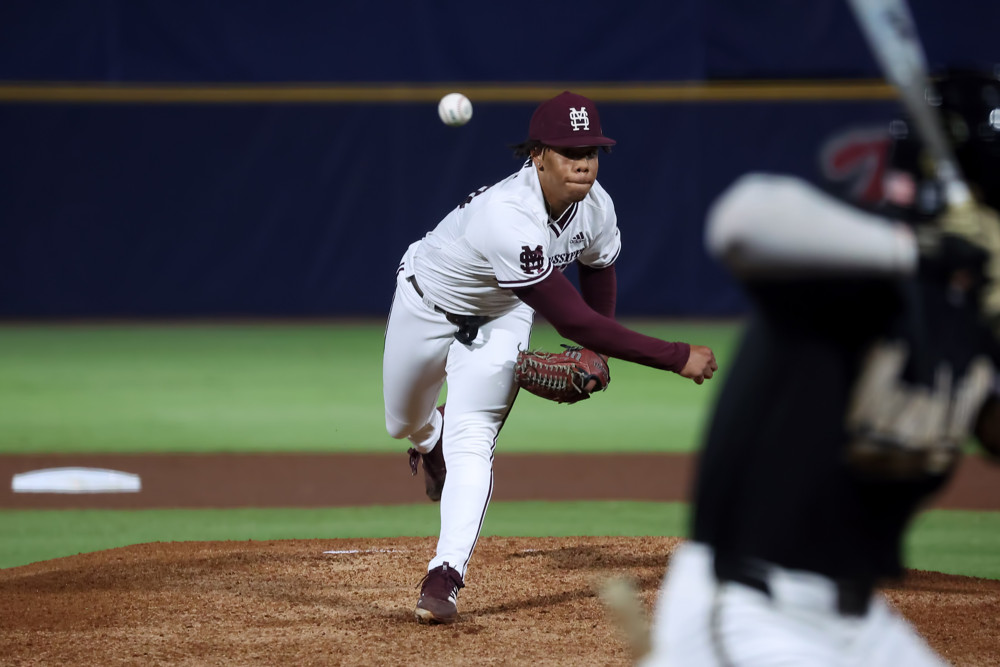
[846,0,973,207]
[598,576,651,660]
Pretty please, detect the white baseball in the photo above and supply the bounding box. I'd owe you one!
[438,92,473,127]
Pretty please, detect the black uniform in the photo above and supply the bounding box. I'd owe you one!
[645,70,1000,665]
[692,264,999,589]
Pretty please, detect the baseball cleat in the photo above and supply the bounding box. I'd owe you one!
[415,562,464,624]
[407,405,447,501]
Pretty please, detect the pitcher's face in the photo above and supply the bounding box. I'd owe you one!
[534,146,600,215]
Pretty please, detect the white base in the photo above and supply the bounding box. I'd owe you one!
[12,467,141,493]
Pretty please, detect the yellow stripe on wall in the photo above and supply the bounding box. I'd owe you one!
[0,80,897,104]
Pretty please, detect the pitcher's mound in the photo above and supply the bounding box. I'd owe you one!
[1,536,997,665]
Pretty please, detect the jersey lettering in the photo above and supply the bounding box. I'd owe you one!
[549,249,584,268]
[519,245,545,274]
[458,185,493,209]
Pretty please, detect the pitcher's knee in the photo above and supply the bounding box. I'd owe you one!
[445,421,499,459]
[385,415,411,440]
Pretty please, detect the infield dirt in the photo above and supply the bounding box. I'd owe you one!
[1,452,998,665]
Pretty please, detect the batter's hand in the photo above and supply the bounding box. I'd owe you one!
[933,203,1000,331]
[680,345,718,385]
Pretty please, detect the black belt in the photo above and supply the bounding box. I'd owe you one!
[714,555,872,617]
[407,275,491,345]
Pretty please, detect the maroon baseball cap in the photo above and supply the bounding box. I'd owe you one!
[528,91,616,147]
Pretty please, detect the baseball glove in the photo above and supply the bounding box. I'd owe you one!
[513,344,611,404]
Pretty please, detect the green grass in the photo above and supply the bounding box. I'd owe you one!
[1,322,996,581]
[0,324,386,453]
[0,321,740,454]
[0,502,686,569]
[904,510,1000,579]
[3,503,996,580]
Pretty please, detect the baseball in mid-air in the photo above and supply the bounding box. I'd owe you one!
[438,92,473,127]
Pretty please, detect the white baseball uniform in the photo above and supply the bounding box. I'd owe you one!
[642,542,947,667]
[383,159,620,577]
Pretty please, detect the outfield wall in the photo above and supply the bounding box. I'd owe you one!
[2,1,997,318]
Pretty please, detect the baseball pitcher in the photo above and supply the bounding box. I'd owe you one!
[382,91,718,624]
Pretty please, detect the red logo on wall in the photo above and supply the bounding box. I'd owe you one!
[819,127,890,204]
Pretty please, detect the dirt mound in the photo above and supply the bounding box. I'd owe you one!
[1,537,997,666]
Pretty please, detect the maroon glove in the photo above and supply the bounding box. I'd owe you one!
[513,345,611,404]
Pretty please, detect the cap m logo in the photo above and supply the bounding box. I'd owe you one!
[569,107,590,132]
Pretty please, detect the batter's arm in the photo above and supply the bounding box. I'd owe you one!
[707,173,918,279]
[513,272,717,383]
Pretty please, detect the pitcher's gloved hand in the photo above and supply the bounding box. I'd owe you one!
[513,344,611,404]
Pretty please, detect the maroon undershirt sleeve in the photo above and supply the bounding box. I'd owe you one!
[577,262,617,318]
[512,269,691,373]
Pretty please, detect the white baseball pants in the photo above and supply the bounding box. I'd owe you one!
[383,265,533,578]
[641,542,947,666]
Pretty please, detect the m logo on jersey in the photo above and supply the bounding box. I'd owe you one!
[569,107,590,132]
[519,245,545,274]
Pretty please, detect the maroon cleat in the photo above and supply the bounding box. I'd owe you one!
[415,562,465,624]
[407,405,447,501]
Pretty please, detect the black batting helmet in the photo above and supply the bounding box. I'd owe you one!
[885,69,1000,218]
